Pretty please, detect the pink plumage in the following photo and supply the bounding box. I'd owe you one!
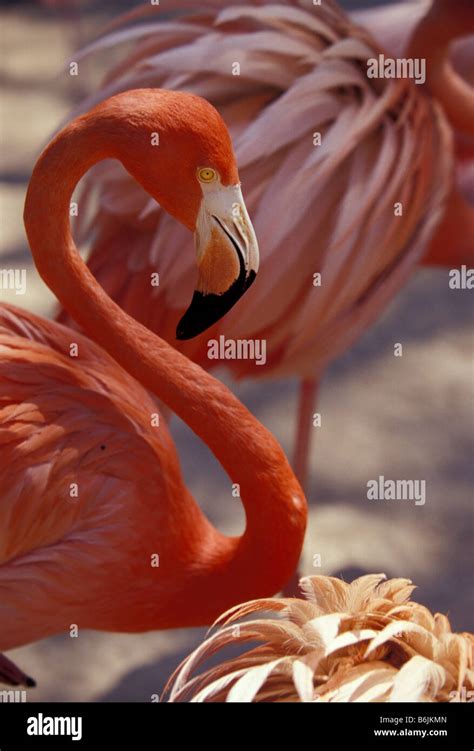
[0,304,184,650]
[60,0,454,379]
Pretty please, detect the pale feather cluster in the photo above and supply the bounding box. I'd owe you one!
[165,574,474,702]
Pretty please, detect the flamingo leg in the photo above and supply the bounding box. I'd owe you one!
[0,653,36,688]
[283,379,319,597]
[292,378,319,494]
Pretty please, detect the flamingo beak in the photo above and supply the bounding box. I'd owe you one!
[176,184,259,340]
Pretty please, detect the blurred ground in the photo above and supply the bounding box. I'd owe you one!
[0,1,473,701]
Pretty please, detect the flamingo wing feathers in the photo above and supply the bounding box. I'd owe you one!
[0,305,187,648]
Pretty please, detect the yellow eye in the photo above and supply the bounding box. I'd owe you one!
[198,167,217,183]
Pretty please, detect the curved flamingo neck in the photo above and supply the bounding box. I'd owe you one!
[23,94,307,623]
[408,0,474,136]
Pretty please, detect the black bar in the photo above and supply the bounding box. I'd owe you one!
[0,701,471,749]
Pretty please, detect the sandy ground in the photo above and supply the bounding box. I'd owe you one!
[0,2,473,701]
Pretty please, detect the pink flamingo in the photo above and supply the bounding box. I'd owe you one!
[0,89,306,685]
[57,0,472,489]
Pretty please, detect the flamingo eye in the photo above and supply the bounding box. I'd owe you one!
[197,167,217,183]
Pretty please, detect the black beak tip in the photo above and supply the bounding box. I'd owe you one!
[176,270,256,341]
[176,309,202,341]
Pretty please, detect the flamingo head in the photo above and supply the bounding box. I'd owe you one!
[177,168,259,341]
[115,89,259,340]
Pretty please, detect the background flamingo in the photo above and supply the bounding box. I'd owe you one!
[0,89,306,684]
[57,0,473,488]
